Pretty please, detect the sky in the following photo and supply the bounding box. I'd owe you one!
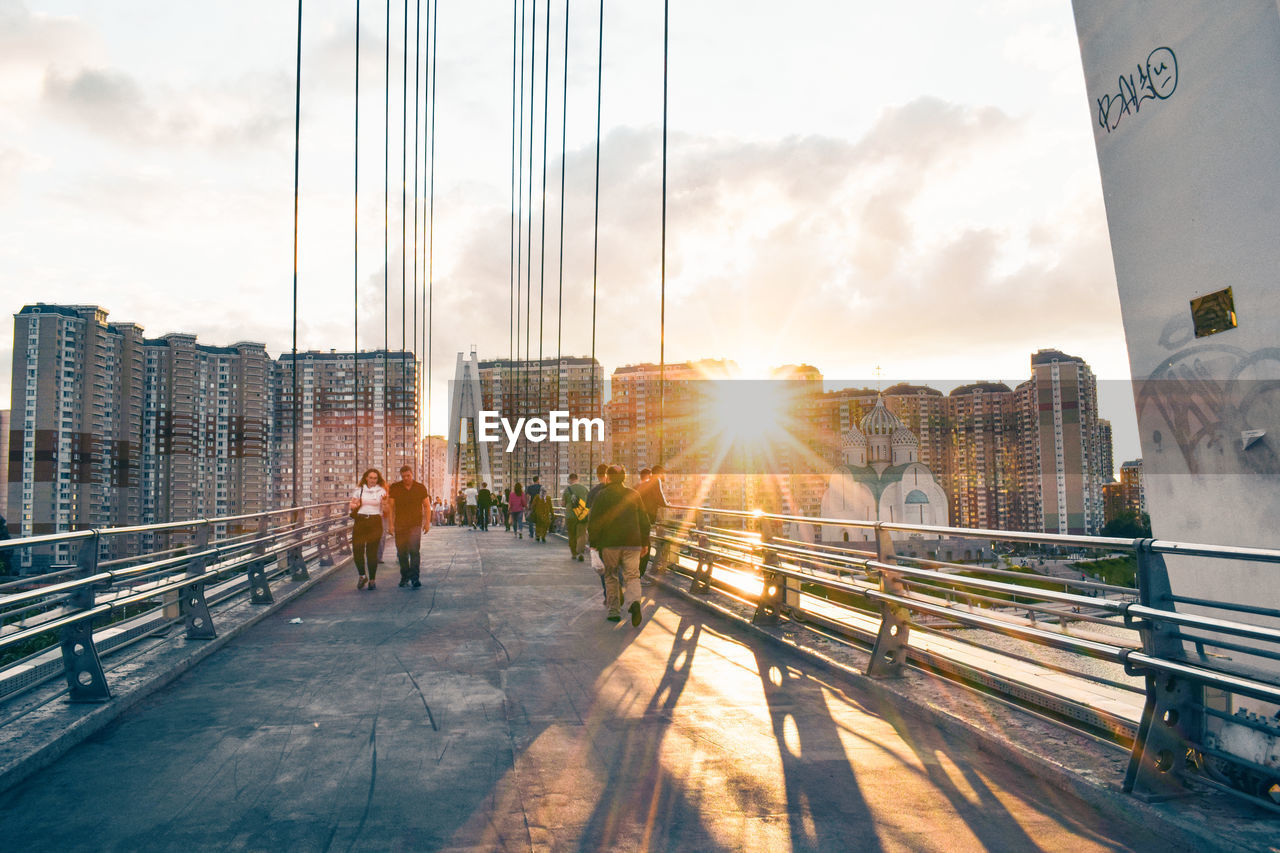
[0,0,1140,461]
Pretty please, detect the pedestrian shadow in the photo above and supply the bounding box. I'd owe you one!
[873,696,1135,852]
[572,613,733,851]
[750,646,884,853]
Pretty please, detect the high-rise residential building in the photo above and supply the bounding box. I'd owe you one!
[946,383,1020,531]
[472,356,605,494]
[883,384,950,485]
[141,335,273,536]
[606,360,735,508]
[273,350,418,508]
[1119,459,1145,516]
[1020,349,1106,535]
[1097,418,1114,483]
[0,409,9,522]
[422,435,447,502]
[8,305,144,570]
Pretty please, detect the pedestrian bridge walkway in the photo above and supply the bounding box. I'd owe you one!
[2,526,1166,851]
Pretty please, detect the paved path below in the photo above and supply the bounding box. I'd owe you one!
[2,526,1172,852]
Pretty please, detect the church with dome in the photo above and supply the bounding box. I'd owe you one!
[819,396,949,543]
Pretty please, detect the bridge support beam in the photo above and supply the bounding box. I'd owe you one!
[866,524,909,678]
[182,524,216,640]
[1123,541,1198,801]
[60,535,111,703]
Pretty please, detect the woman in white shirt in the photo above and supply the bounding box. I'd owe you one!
[349,468,389,590]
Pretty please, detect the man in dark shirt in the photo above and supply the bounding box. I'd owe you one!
[587,465,650,625]
[636,465,670,576]
[477,482,492,531]
[387,465,430,588]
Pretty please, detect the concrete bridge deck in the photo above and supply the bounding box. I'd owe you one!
[1,526,1184,851]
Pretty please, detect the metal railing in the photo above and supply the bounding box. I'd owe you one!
[642,504,1280,811]
[0,502,350,704]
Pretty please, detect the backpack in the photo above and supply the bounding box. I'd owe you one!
[571,495,589,522]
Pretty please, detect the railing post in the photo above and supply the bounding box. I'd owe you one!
[1122,539,1198,801]
[317,508,335,567]
[60,533,111,703]
[182,523,216,639]
[752,519,783,626]
[866,523,909,678]
[248,515,274,605]
[689,512,713,595]
[288,508,309,582]
[654,507,678,573]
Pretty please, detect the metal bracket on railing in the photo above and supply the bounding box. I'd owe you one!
[866,524,909,678]
[317,514,335,567]
[288,546,309,582]
[689,525,713,595]
[247,515,275,604]
[287,510,309,581]
[1122,540,1198,801]
[753,563,783,627]
[182,524,216,640]
[61,532,111,703]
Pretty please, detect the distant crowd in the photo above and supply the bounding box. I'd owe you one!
[348,463,668,626]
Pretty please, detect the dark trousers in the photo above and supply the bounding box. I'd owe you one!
[478,505,490,531]
[352,514,382,579]
[395,526,422,581]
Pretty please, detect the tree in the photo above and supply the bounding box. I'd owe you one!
[1101,510,1152,539]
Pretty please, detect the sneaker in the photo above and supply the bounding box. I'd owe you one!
[606,609,621,622]
[578,554,585,562]
[411,579,421,588]
[368,582,377,590]
[357,576,368,590]
[398,579,408,588]
[630,601,642,627]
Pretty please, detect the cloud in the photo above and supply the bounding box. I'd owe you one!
[0,1,95,71]
[40,65,292,150]
[422,95,1121,387]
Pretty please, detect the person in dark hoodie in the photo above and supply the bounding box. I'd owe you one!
[586,465,650,625]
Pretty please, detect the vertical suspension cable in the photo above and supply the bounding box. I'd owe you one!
[291,0,303,507]
[401,0,409,471]
[658,0,668,465]
[412,0,421,474]
[354,0,362,475]
[536,0,550,478]
[427,0,438,493]
[383,0,391,477]
[515,0,527,486]
[508,0,520,490]
[523,0,536,482]
[588,0,602,476]
[555,0,569,483]
[420,0,431,494]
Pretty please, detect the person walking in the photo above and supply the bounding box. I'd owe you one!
[524,475,543,539]
[500,487,512,530]
[349,468,389,590]
[531,488,553,542]
[586,462,611,602]
[587,465,650,625]
[636,464,671,576]
[508,482,527,538]
[387,465,430,588]
[477,482,492,531]
[562,473,589,562]
[463,481,479,528]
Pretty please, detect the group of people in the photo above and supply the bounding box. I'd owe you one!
[455,477,555,540]
[346,461,669,627]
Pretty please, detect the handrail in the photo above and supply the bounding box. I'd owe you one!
[0,504,351,705]
[649,501,1280,809]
